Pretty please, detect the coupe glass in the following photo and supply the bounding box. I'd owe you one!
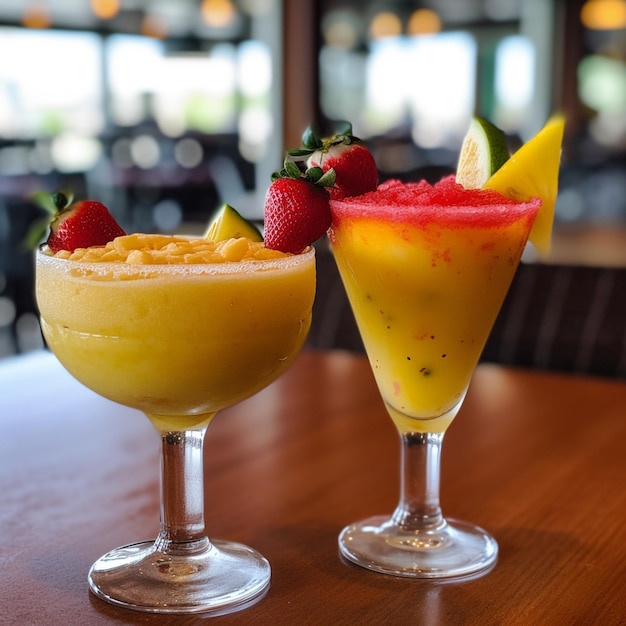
[35,243,315,614]
[329,182,539,579]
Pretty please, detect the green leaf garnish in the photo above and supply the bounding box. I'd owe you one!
[22,216,51,251]
[22,188,75,250]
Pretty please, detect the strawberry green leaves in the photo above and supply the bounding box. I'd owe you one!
[272,157,336,188]
[23,190,75,250]
[289,120,356,159]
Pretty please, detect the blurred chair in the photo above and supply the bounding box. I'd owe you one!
[307,243,626,379]
[482,262,626,378]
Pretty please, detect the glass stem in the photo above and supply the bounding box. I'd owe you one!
[155,429,210,555]
[391,431,445,531]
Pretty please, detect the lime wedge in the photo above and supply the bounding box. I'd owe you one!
[204,203,263,242]
[483,115,565,255]
[456,117,510,189]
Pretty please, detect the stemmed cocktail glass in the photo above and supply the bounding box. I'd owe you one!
[35,239,315,614]
[329,179,540,579]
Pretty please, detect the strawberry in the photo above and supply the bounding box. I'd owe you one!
[264,159,335,254]
[30,191,126,253]
[289,122,378,199]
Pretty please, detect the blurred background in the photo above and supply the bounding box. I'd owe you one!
[0,0,625,359]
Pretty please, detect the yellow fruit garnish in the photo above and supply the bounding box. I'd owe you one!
[483,115,565,255]
[204,203,263,242]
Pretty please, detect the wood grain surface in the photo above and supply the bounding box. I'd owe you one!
[1,350,625,625]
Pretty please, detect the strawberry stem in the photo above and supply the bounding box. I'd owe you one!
[52,191,72,211]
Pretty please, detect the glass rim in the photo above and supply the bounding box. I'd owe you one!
[36,243,315,276]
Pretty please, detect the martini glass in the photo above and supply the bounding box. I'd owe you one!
[329,178,540,579]
[35,241,315,614]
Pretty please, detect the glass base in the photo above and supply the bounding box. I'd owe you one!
[339,515,497,580]
[88,539,271,615]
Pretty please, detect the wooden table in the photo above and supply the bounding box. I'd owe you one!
[1,350,625,625]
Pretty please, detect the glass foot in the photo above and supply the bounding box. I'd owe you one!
[339,516,497,580]
[88,539,271,615]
